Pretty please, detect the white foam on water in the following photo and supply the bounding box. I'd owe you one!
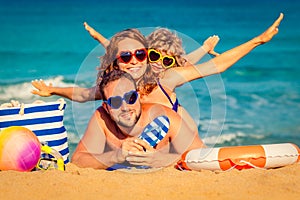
[203,131,265,146]
[0,76,77,101]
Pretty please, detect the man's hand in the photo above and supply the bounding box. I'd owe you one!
[117,138,151,162]
[124,138,178,168]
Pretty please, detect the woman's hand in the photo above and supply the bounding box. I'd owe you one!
[31,79,53,97]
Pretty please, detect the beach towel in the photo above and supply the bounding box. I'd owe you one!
[0,99,69,163]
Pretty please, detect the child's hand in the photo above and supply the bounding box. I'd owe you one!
[257,13,283,44]
[203,35,220,56]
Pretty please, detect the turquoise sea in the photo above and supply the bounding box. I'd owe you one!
[0,0,299,155]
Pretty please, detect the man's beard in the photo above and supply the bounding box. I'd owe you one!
[116,110,141,128]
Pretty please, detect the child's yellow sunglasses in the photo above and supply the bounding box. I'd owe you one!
[148,49,176,69]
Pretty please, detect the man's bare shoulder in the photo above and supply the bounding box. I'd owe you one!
[141,103,177,117]
[141,102,170,110]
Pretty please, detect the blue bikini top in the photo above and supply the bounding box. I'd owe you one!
[157,81,179,112]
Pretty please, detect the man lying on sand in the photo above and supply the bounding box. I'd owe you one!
[71,70,205,169]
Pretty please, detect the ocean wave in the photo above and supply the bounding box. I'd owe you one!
[0,76,77,102]
[203,132,265,147]
[63,129,81,156]
[66,130,81,144]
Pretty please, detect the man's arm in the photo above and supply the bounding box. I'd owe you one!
[72,110,122,169]
[166,106,205,152]
[71,109,141,169]
[71,141,121,169]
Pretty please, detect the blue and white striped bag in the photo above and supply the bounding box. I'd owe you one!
[0,99,69,163]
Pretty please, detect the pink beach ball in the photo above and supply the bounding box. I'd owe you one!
[0,126,41,172]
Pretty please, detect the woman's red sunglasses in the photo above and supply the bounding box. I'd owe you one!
[117,48,147,64]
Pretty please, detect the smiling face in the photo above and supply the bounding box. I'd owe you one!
[146,28,186,75]
[98,29,150,86]
[116,38,148,82]
[103,77,141,131]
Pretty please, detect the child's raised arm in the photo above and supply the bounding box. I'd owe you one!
[184,35,220,64]
[162,13,284,90]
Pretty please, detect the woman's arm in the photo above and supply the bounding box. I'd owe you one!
[83,22,109,48]
[184,35,220,64]
[162,13,284,90]
[31,80,102,102]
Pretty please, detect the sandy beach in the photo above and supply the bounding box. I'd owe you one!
[1,1,299,200]
[0,163,299,200]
